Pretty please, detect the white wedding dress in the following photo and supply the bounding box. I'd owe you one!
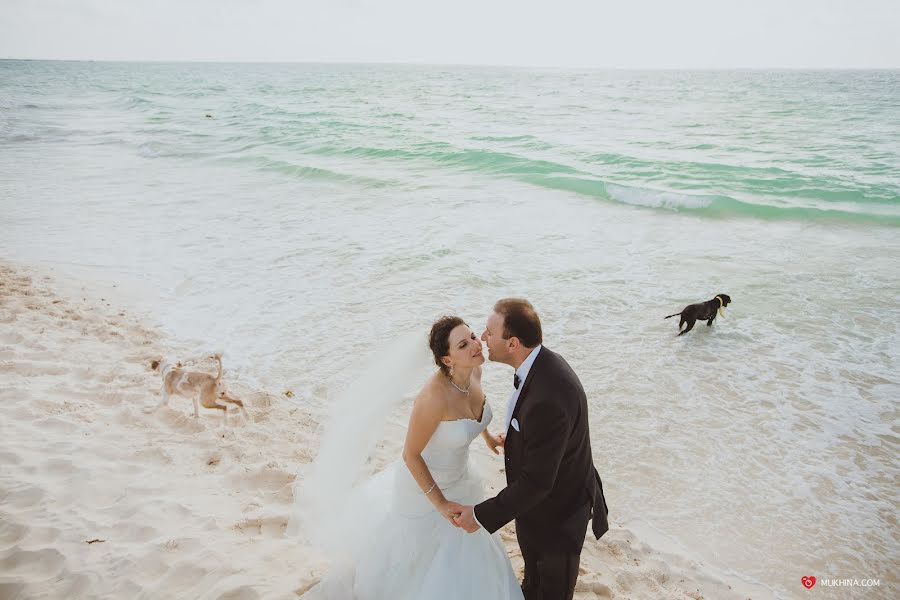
[305,402,524,600]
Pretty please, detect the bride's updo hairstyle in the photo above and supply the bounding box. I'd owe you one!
[429,315,465,376]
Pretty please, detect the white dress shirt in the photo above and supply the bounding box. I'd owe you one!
[504,345,542,433]
[472,345,542,530]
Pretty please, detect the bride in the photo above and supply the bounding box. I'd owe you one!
[304,315,524,599]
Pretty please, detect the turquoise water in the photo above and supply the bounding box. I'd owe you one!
[1,61,898,600]
[2,61,898,224]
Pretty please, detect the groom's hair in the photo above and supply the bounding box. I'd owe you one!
[494,298,542,348]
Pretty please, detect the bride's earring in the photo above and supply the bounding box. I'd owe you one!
[449,364,454,376]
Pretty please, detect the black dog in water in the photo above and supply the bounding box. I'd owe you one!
[665,294,732,336]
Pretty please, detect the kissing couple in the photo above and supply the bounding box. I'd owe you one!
[307,298,609,600]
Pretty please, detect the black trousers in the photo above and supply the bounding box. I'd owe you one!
[520,545,582,600]
[519,502,590,600]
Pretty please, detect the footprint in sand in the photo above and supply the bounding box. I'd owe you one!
[32,416,80,434]
[43,457,76,476]
[14,525,62,547]
[575,576,613,596]
[131,446,174,465]
[232,515,289,538]
[0,547,66,581]
[160,536,203,554]
[0,521,28,550]
[112,522,160,544]
[5,485,45,508]
[0,331,24,345]
[4,361,70,377]
[150,408,207,433]
[217,586,261,600]
[227,464,295,492]
[71,366,96,381]
[0,582,27,599]
[158,561,212,590]
[23,340,48,352]
[21,351,57,362]
[0,449,22,465]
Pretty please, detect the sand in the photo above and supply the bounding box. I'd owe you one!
[0,261,758,600]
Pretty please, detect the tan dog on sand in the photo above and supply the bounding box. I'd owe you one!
[147,353,248,424]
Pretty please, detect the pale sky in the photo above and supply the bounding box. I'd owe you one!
[1,0,898,68]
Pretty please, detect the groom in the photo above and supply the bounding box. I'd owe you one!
[451,298,609,600]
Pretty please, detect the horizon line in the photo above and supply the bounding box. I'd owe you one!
[2,57,899,71]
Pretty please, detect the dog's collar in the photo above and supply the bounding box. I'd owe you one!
[715,295,726,318]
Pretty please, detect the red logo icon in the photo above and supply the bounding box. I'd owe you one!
[802,576,817,589]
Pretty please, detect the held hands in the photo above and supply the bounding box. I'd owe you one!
[440,500,464,527]
[437,497,481,534]
[483,431,506,455]
[441,500,481,533]
[452,504,481,533]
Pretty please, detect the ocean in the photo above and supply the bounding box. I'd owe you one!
[1,61,898,599]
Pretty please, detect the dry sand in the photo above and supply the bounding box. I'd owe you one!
[1,261,757,600]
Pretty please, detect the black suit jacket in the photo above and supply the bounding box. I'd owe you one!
[475,347,609,553]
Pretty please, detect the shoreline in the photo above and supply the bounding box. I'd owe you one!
[1,259,767,599]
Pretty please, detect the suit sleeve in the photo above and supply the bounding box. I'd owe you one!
[474,390,571,534]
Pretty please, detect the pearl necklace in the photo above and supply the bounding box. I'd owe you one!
[448,374,471,395]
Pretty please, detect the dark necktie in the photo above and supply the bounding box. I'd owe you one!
[513,373,521,389]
